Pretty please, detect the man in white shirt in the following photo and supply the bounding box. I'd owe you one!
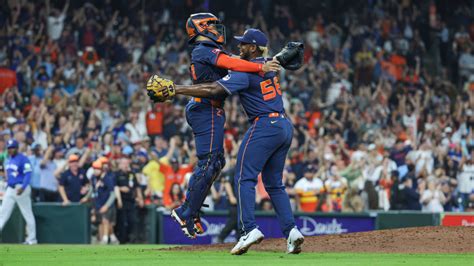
[294,165,324,212]
[294,165,324,193]
[46,0,69,41]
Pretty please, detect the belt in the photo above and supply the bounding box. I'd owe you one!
[267,112,285,118]
[194,97,223,108]
[254,112,285,122]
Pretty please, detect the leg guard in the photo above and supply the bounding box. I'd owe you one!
[184,151,225,218]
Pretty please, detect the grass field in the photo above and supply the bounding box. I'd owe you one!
[0,245,473,266]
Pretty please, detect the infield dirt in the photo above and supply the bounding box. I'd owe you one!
[170,226,474,253]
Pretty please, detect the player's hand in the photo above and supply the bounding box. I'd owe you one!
[117,201,123,209]
[146,74,176,102]
[99,206,108,214]
[62,200,71,206]
[262,58,281,73]
[275,42,304,70]
[120,186,130,193]
[16,187,24,195]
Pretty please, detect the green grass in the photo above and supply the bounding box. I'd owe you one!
[0,245,472,266]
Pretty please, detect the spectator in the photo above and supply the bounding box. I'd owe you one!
[91,160,121,245]
[294,164,323,212]
[391,176,422,210]
[324,165,348,212]
[28,143,43,202]
[167,182,184,210]
[46,0,69,41]
[420,180,446,212]
[115,157,143,244]
[58,154,88,205]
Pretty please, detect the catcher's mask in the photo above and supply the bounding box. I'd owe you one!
[186,13,225,44]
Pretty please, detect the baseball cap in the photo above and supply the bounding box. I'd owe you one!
[122,146,133,156]
[137,151,149,160]
[98,156,109,165]
[234,28,268,46]
[6,139,19,149]
[92,160,102,170]
[68,154,80,163]
[16,118,26,125]
[304,164,317,173]
[31,143,41,150]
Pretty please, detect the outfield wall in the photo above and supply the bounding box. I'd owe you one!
[1,203,472,244]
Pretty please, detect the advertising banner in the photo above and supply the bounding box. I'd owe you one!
[441,213,474,226]
[161,213,376,245]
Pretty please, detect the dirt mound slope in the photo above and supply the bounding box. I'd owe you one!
[170,226,474,253]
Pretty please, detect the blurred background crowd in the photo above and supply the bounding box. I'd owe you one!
[1,0,474,243]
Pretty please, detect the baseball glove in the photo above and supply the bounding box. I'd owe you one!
[275,42,304,71]
[146,74,176,102]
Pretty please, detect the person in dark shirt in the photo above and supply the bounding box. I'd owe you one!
[389,140,412,178]
[58,154,88,205]
[391,176,421,210]
[91,160,122,244]
[114,157,144,243]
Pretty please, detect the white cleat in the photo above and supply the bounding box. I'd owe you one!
[230,228,264,255]
[287,227,304,254]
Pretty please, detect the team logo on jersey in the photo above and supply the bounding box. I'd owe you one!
[212,48,221,54]
[24,163,32,172]
[223,74,231,81]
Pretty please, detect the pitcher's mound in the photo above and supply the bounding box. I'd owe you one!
[171,226,474,253]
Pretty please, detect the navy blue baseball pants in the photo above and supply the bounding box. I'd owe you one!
[234,114,296,238]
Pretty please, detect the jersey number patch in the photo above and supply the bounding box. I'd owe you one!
[260,77,281,101]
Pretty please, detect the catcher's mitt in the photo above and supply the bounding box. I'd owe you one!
[275,42,304,71]
[146,74,176,102]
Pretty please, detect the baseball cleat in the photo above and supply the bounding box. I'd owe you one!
[230,228,264,255]
[193,216,204,235]
[287,227,304,254]
[171,209,196,239]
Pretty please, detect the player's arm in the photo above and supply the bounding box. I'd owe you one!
[215,54,280,73]
[174,82,227,99]
[174,72,247,99]
[147,72,248,101]
[18,158,32,195]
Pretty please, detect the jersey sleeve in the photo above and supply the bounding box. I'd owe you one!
[215,54,263,72]
[194,46,226,65]
[216,72,249,95]
[21,156,32,189]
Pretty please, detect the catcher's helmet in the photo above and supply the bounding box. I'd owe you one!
[186,13,225,44]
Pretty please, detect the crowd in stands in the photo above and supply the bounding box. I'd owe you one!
[1,0,474,242]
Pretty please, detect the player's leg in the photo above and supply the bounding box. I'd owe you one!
[231,119,282,255]
[15,186,37,244]
[261,119,303,254]
[173,104,225,237]
[0,187,17,231]
[260,140,296,238]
